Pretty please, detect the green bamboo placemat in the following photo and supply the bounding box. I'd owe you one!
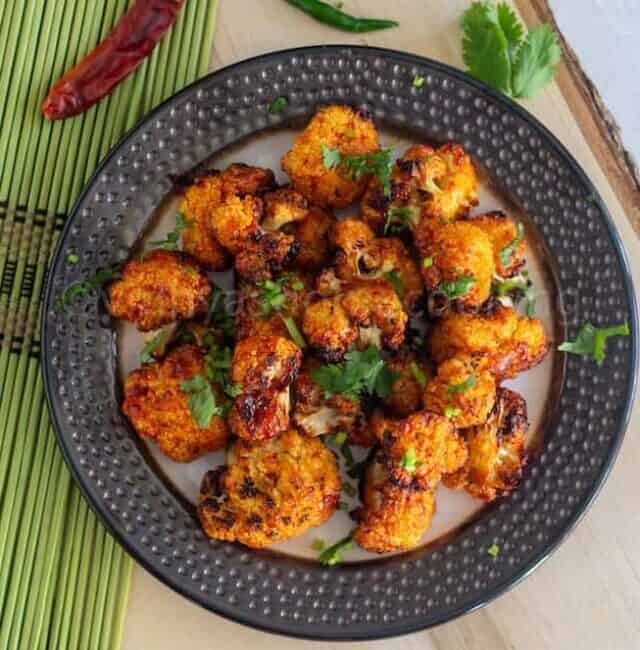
[0,1,219,647]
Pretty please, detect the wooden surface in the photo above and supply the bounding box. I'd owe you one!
[121,2,640,648]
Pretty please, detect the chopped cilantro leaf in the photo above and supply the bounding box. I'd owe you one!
[66,253,79,264]
[180,374,224,428]
[444,406,462,419]
[333,431,348,446]
[318,535,353,566]
[438,276,476,299]
[446,374,477,397]
[384,270,404,298]
[58,267,121,309]
[148,212,192,252]
[558,322,629,365]
[281,315,307,348]
[399,446,422,473]
[413,75,425,88]
[208,286,235,341]
[311,539,326,552]
[410,361,427,388]
[423,256,433,268]
[342,482,357,497]
[322,145,342,169]
[140,328,172,365]
[487,543,500,557]
[268,96,288,114]
[499,222,524,268]
[257,276,289,316]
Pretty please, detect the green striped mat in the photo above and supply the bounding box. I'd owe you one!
[0,1,219,647]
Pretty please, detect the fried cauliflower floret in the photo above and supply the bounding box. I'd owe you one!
[290,206,336,272]
[122,345,229,461]
[282,105,380,208]
[199,429,341,548]
[353,453,436,553]
[330,219,423,310]
[384,351,432,418]
[444,388,528,501]
[377,410,467,490]
[292,358,367,441]
[361,144,478,237]
[420,220,494,309]
[429,305,548,379]
[302,281,407,361]
[234,230,300,283]
[228,335,302,441]
[210,194,263,254]
[235,273,311,341]
[423,354,496,428]
[109,250,211,331]
[469,211,526,277]
[180,165,275,269]
[261,187,309,231]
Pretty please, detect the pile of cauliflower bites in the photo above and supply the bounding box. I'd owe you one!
[112,105,548,555]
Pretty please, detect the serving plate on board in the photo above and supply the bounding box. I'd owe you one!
[42,46,637,640]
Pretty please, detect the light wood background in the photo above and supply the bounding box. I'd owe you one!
[121,2,640,648]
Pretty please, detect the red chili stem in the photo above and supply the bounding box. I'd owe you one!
[42,0,186,120]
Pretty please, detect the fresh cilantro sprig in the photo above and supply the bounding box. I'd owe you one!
[499,222,524,267]
[410,361,427,388]
[256,274,302,317]
[445,405,462,418]
[148,213,191,252]
[180,375,225,428]
[318,534,354,566]
[203,339,241,399]
[140,328,173,365]
[461,2,561,99]
[282,315,307,348]
[208,286,235,342]
[310,346,398,402]
[492,274,536,316]
[558,322,629,365]
[446,373,477,396]
[321,145,394,197]
[58,267,121,309]
[384,270,404,298]
[399,446,423,473]
[437,276,476,299]
[384,206,418,235]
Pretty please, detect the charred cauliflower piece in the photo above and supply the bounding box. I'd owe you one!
[289,206,336,272]
[429,304,548,379]
[122,345,229,461]
[302,281,407,361]
[282,105,380,208]
[261,187,309,231]
[292,358,367,441]
[423,354,496,428]
[354,452,436,553]
[445,388,528,501]
[234,230,300,283]
[384,351,432,418]
[361,144,478,237]
[468,211,526,277]
[180,164,275,269]
[377,410,468,490]
[235,272,311,341]
[228,335,302,441]
[420,220,494,309]
[330,219,423,311]
[199,429,341,548]
[109,250,211,331]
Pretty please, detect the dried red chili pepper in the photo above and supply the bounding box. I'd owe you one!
[42,0,186,120]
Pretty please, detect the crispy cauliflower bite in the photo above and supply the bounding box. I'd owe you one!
[384,351,432,418]
[354,453,436,553]
[292,358,367,441]
[122,345,229,462]
[234,230,300,283]
[423,354,496,428]
[290,206,336,272]
[378,410,467,490]
[429,305,548,379]
[421,221,494,309]
[199,429,341,548]
[228,335,302,441]
[330,219,423,310]
[282,105,380,208]
[468,211,526,277]
[235,273,311,341]
[109,250,211,331]
[261,187,309,231]
[445,388,528,501]
[303,281,408,360]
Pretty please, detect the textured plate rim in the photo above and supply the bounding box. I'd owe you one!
[42,45,638,640]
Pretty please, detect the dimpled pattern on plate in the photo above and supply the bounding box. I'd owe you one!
[42,47,637,640]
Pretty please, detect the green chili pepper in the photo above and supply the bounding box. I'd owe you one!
[285,0,398,33]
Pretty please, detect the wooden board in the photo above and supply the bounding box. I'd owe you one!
[121,2,640,649]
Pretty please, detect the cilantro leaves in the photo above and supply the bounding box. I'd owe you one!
[140,328,173,365]
[399,447,422,473]
[384,205,419,235]
[318,534,354,566]
[558,322,629,365]
[499,222,524,267]
[461,2,560,99]
[180,375,225,429]
[58,267,121,309]
[148,213,191,252]
[321,145,394,197]
[437,276,476,299]
[446,374,477,397]
[310,347,398,402]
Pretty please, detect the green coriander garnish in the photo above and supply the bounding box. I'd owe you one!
[413,75,425,88]
[66,253,79,264]
[438,276,476,299]
[140,328,172,365]
[256,276,290,316]
[318,535,353,566]
[492,274,536,316]
[410,361,427,388]
[322,144,342,169]
[342,482,357,497]
[311,538,326,552]
[444,405,462,419]
[558,322,629,365]
[148,212,191,252]
[281,315,307,348]
[268,96,288,114]
[180,375,224,428]
[423,256,433,268]
[208,286,235,341]
[322,146,394,197]
[58,267,121,309]
[340,442,355,467]
[446,374,477,397]
[487,543,500,557]
[291,280,304,291]
[499,222,525,268]
[384,206,418,234]
[384,270,404,298]
[310,347,398,402]
[333,431,348,446]
[398,446,422,473]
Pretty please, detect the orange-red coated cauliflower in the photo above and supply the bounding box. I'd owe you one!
[109,250,211,331]
[423,354,497,428]
[383,350,432,418]
[282,105,380,208]
[429,304,548,380]
[353,452,436,553]
[228,335,302,441]
[261,187,309,231]
[199,429,341,548]
[122,345,229,461]
[468,211,526,278]
[289,206,336,272]
[444,387,529,501]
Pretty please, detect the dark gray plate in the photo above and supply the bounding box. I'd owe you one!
[42,46,638,640]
